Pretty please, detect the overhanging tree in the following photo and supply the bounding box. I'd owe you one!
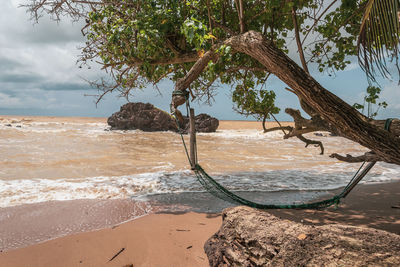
[24,0,400,165]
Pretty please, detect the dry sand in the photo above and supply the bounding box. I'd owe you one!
[0,181,399,267]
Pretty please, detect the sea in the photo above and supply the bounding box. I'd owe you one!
[1,116,399,212]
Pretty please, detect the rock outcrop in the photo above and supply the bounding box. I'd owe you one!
[204,206,400,266]
[181,113,220,133]
[107,102,219,133]
[107,102,176,131]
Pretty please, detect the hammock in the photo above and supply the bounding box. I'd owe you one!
[172,95,393,209]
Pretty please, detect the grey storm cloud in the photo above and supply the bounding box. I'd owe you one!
[41,82,93,91]
[0,56,41,84]
[1,1,85,45]
[20,21,85,44]
[0,57,23,71]
[0,72,42,84]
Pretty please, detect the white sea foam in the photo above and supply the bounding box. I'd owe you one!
[0,170,193,207]
[0,121,109,135]
[199,129,284,140]
[1,162,398,208]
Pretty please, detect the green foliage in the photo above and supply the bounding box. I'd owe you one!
[311,1,365,73]
[181,17,214,50]
[73,0,398,113]
[353,86,388,118]
[83,1,371,89]
[232,85,280,121]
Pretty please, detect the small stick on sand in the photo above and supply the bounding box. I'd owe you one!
[109,247,125,262]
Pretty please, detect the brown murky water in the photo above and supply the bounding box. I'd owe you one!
[0,115,399,207]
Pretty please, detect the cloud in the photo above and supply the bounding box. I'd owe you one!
[41,82,92,91]
[381,83,400,111]
[0,1,84,45]
[0,73,42,83]
[343,62,360,72]
[0,57,23,71]
[0,91,23,107]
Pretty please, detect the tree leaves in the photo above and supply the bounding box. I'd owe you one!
[352,85,388,118]
[358,0,400,82]
[29,0,400,107]
[232,85,280,121]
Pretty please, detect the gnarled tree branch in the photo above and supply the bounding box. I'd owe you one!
[330,151,381,163]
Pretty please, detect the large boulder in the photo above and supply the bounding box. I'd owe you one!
[181,113,219,133]
[107,102,219,132]
[107,102,177,131]
[204,206,400,266]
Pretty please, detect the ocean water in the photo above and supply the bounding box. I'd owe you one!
[0,116,399,208]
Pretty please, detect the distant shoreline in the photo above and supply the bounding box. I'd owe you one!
[0,114,293,124]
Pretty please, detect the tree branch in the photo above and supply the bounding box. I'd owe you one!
[301,0,338,45]
[191,5,237,36]
[295,134,324,155]
[291,4,309,73]
[235,0,245,33]
[171,49,219,116]
[264,126,293,133]
[329,152,381,163]
[99,52,199,70]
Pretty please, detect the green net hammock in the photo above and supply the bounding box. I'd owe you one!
[172,95,393,209]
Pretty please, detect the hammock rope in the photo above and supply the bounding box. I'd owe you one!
[171,93,392,209]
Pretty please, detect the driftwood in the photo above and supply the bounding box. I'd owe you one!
[204,206,400,266]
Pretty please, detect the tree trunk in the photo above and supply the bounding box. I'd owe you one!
[225,31,400,165]
[262,114,267,132]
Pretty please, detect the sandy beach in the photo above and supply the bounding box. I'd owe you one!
[0,180,399,267]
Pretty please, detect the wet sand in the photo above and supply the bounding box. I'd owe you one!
[0,199,152,252]
[0,181,399,267]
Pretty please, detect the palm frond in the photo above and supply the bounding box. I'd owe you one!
[358,0,400,82]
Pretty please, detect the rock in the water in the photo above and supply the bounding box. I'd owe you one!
[181,113,219,133]
[204,206,400,266]
[107,102,177,131]
[107,102,219,132]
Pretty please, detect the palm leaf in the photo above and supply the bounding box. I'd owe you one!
[357,0,400,82]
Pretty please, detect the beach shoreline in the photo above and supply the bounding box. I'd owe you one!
[0,114,293,127]
[0,180,399,266]
[0,115,399,266]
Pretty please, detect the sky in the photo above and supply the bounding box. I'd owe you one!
[0,0,399,121]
